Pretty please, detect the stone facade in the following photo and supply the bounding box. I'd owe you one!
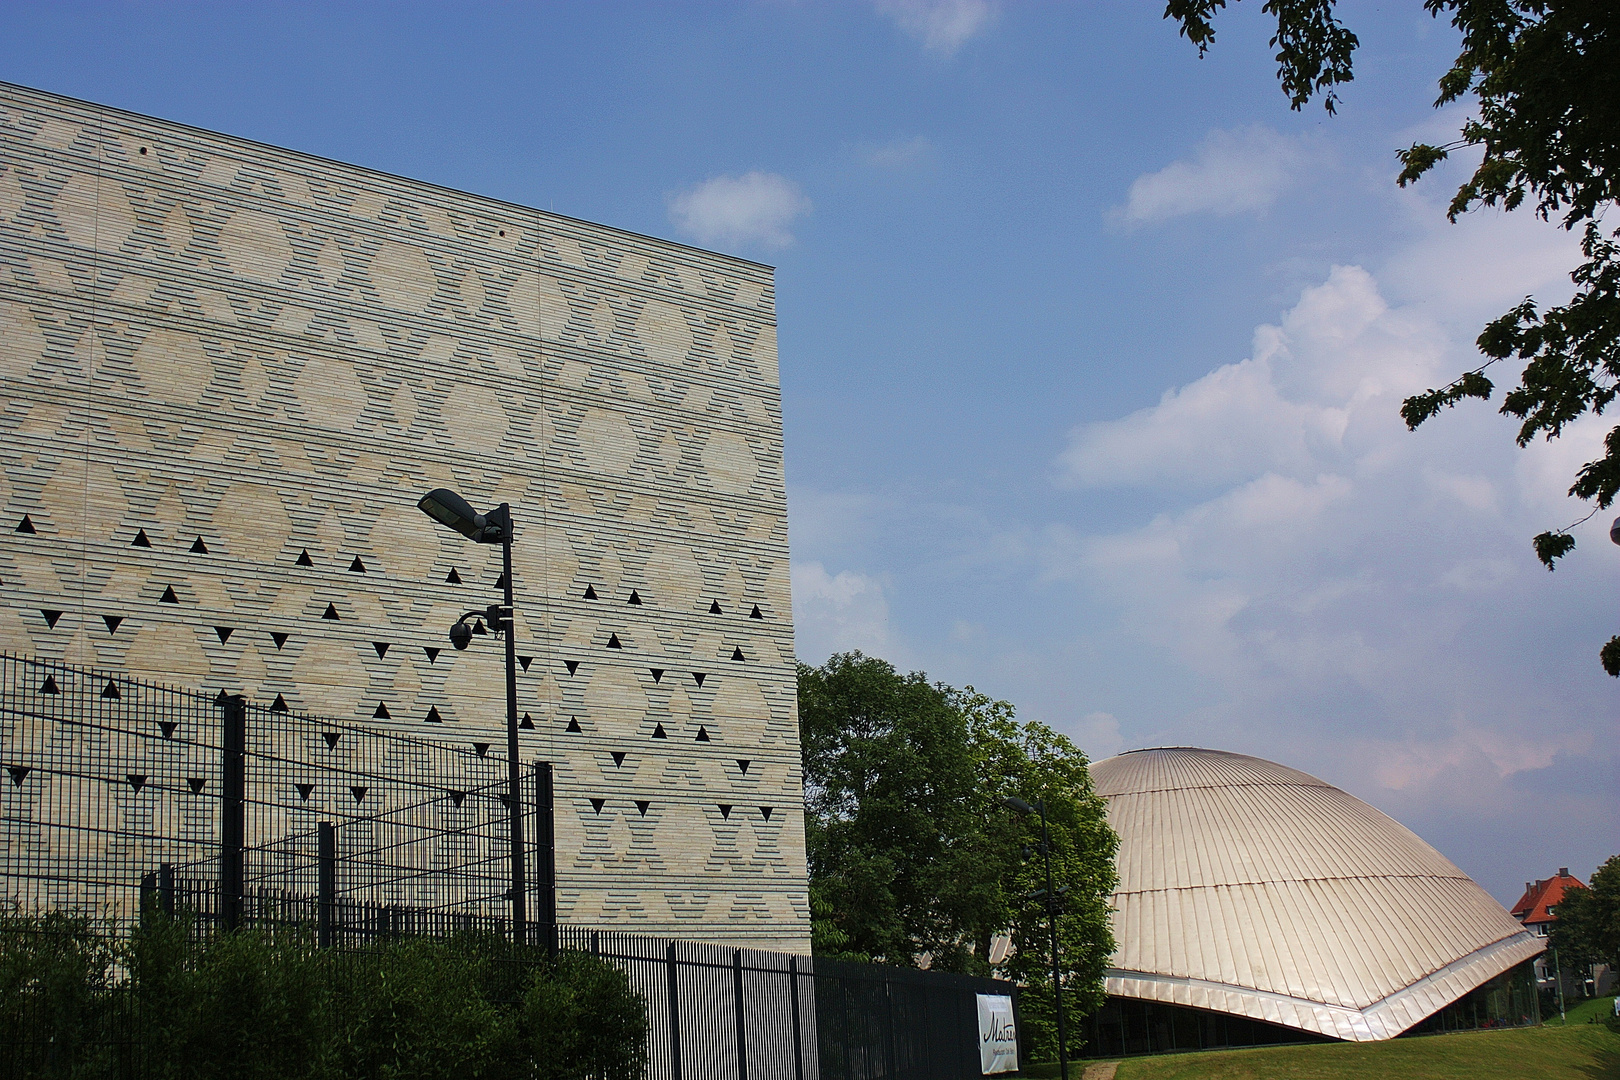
[0,82,808,951]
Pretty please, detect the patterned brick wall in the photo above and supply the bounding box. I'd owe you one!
[0,82,808,951]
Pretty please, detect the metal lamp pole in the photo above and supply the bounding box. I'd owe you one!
[418,489,534,944]
[1006,795,1068,1080]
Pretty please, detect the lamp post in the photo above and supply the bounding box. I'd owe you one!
[1005,795,1069,1080]
[417,487,540,945]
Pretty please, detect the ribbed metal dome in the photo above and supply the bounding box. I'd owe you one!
[1090,747,1542,1041]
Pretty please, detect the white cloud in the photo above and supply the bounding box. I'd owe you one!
[874,0,997,54]
[667,172,811,251]
[861,134,933,169]
[1059,266,1444,489]
[791,561,894,665]
[1110,126,1309,226]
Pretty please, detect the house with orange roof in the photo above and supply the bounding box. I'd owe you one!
[1511,868,1585,939]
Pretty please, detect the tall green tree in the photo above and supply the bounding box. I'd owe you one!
[799,653,1118,1059]
[799,652,983,967]
[960,690,1119,1059]
[1548,855,1620,974]
[1163,1,1620,671]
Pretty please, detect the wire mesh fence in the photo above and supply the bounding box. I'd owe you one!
[0,652,516,929]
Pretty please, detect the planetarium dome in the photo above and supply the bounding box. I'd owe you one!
[1089,747,1542,1042]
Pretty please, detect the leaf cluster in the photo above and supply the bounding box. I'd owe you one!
[0,908,648,1080]
[799,653,1118,1058]
[1166,1,1620,670]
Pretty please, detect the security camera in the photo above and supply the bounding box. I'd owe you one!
[449,621,474,651]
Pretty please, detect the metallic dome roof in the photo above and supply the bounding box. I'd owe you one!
[1090,747,1541,1041]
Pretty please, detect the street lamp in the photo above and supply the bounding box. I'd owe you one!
[417,488,555,948]
[1005,794,1070,1080]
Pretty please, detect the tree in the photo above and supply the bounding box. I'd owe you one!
[1164,1,1620,671]
[799,652,1119,1059]
[799,652,987,967]
[1548,855,1620,974]
[960,690,1119,1059]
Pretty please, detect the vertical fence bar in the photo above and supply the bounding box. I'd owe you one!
[219,695,246,930]
[733,950,749,1080]
[317,821,335,948]
[534,761,557,955]
[159,862,174,916]
[667,941,683,1080]
[789,956,804,1080]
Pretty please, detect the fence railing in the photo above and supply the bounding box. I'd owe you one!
[0,652,517,925]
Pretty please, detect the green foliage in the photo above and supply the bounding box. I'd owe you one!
[519,950,649,1080]
[1164,0,1620,671]
[799,652,983,968]
[1549,855,1620,972]
[799,652,1118,1059]
[0,907,118,1077]
[0,909,648,1080]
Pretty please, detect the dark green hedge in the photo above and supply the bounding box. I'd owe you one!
[1,909,647,1080]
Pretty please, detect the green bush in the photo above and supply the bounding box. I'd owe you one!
[520,950,649,1080]
[2,910,649,1080]
[0,907,119,1078]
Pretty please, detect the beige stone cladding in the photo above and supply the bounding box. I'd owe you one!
[0,82,807,952]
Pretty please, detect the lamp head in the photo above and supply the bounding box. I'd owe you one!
[449,621,474,651]
[418,488,489,542]
[1611,516,1620,546]
[1003,795,1037,815]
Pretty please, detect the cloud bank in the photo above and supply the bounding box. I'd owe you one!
[1045,239,1613,896]
[667,172,811,250]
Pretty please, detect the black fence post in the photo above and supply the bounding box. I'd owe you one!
[733,949,749,1080]
[667,941,683,1080]
[534,761,557,955]
[789,955,804,1080]
[317,821,335,948]
[219,694,246,930]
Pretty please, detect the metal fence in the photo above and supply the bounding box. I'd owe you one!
[0,652,518,927]
[1,652,1019,1080]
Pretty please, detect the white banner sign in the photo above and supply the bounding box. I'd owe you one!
[976,993,1018,1075]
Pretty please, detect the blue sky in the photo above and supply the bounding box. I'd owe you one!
[5,1,1614,906]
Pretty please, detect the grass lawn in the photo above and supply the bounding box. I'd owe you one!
[1552,994,1617,1028]
[1083,1024,1620,1079]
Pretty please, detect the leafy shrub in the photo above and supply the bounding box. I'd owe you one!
[5,910,650,1080]
[521,950,649,1080]
[0,908,118,1078]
